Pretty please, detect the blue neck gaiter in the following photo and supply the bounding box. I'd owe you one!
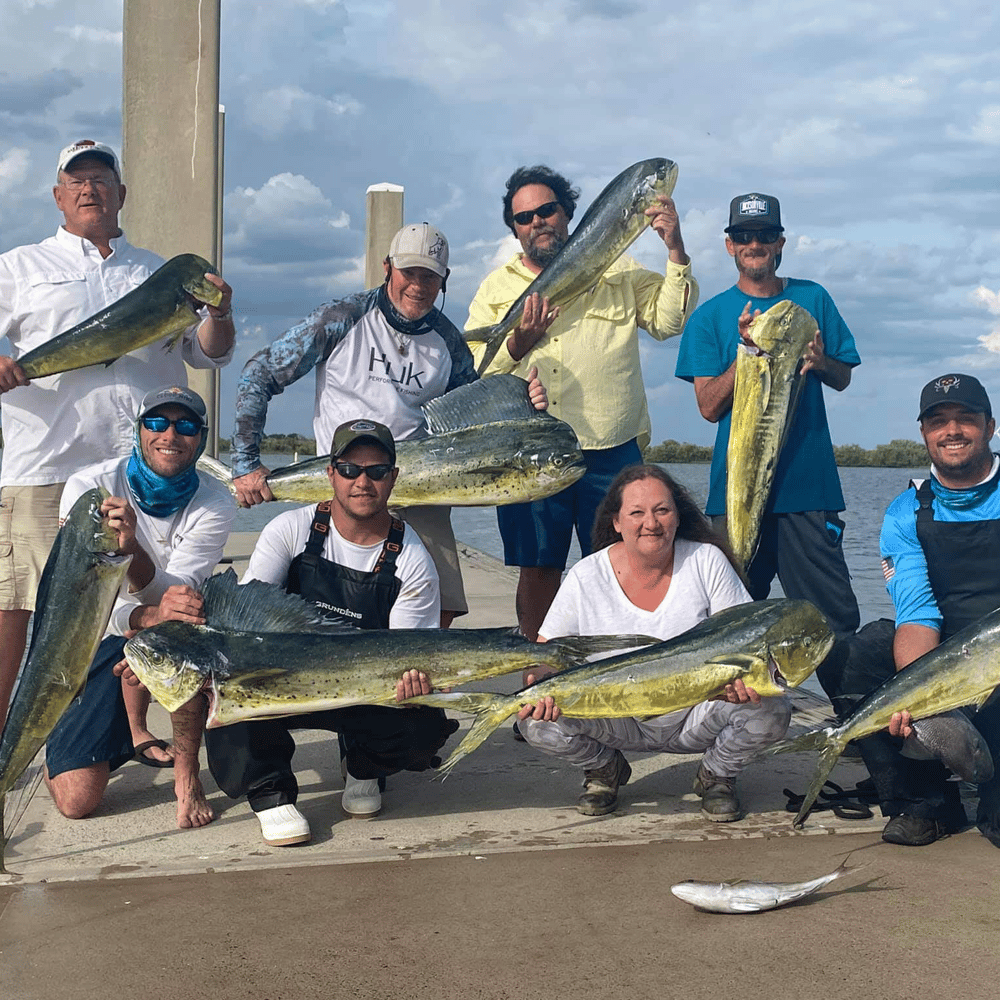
[126,420,207,518]
[930,454,1000,511]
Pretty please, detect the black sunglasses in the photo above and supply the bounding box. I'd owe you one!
[729,229,782,245]
[333,461,393,481]
[140,415,205,437]
[513,200,561,226]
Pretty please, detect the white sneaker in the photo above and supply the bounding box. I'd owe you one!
[256,804,311,846]
[342,770,382,818]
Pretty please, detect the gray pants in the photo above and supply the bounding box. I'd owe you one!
[518,697,791,778]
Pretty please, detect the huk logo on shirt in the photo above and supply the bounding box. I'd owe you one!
[739,196,769,217]
[369,348,425,389]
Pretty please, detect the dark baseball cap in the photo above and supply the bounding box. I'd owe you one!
[137,384,207,422]
[918,374,993,421]
[725,192,783,233]
[330,419,396,464]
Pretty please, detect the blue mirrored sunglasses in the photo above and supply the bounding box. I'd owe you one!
[140,415,205,437]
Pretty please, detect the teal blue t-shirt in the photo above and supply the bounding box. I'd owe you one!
[674,279,861,516]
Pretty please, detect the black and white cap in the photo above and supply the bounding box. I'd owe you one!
[918,373,993,421]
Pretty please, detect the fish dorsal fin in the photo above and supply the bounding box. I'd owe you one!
[202,569,358,634]
[422,374,541,434]
[704,652,767,675]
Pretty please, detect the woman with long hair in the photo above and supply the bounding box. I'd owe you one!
[517,465,790,820]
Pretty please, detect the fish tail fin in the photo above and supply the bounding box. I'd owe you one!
[832,851,869,881]
[547,633,660,664]
[468,325,506,376]
[404,691,515,777]
[790,731,848,828]
[196,455,237,496]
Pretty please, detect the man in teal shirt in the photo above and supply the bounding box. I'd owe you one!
[675,192,861,636]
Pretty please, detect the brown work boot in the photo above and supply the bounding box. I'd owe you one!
[693,763,743,822]
[578,750,631,816]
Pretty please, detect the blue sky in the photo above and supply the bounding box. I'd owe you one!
[2,0,999,449]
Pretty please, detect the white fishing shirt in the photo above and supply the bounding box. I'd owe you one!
[60,458,235,638]
[0,227,233,488]
[244,503,440,629]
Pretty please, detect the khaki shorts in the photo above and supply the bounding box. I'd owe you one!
[393,504,468,618]
[0,484,65,611]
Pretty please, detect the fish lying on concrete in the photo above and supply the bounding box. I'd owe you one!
[199,374,585,507]
[670,857,867,913]
[403,599,834,775]
[123,570,659,727]
[16,254,221,379]
[0,488,130,872]
[767,608,1000,826]
[726,301,817,569]
[466,158,678,375]
[900,709,995,783]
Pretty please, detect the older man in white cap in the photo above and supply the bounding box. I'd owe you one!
[0,140,235,733]
[230,222,546,627]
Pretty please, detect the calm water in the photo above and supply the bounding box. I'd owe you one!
[235,456,927,626]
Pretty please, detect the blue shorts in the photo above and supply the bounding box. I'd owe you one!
[497,439,643,569]
[45,636,134,779]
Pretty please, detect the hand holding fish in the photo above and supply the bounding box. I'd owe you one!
[200,272,233,320]
[507,293,559,362]
[101,495,139,555]
[0,355,30,393]
[644,195,688,263]
[396,669,437,701]
[738,301,762,347]
[234,465,276,508]
[888,710,915,739]
[717,678,762,704]
[129,584,207,631]
[516,666,562,722]
[525,366,548,410]
[799,329,852,390]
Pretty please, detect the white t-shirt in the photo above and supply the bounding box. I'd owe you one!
[244,503,440,629]
[539,538,751,642]
[60,458,235,637]
[0,227,233,487]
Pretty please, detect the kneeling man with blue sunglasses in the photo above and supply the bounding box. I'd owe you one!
[205,417,457,847]
[44,385,234,830]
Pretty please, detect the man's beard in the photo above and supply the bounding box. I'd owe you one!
[736,258,774,282]
[525,230,567,269]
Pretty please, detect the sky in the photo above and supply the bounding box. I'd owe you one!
[2,0,999,450]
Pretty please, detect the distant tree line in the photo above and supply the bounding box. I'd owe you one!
[643,437,929,468]
[218,432,316,455]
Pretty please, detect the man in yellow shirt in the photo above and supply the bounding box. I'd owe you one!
[466,165,698,639]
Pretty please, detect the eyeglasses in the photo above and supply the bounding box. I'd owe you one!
[333,462,393,481]
[60,177,115,192]
[512,201,561,226]
[729,229,782,245]
[140,415,205,437]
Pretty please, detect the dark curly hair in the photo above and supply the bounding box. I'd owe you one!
[502,165,580,236]
[591,465,744,578]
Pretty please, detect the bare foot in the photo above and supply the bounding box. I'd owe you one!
[132,728,174,765]
[175,771,215,829]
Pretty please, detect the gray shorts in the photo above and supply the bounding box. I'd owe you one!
[393,503,468,617]
[0,484,64,611]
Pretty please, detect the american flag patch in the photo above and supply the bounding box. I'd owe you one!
[882,556,895,581]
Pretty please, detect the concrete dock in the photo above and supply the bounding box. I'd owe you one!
[2,533,997,998]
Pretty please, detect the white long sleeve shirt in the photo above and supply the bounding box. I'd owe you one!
[0,227,233,487]
[59,458,235,637]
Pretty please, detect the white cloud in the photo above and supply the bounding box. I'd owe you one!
[55,24,121,45]
[252,84,362,139]
[0,148,31,194]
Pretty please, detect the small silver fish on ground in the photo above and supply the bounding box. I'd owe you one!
[900,709,995,783]
[670,858,867,913]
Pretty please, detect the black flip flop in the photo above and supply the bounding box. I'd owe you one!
[133,738,174,768]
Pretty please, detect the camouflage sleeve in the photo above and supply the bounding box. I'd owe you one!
[231,291,373,476]
[434,311,480,391]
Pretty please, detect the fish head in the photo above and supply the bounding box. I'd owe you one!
[510,418,586,493]
[630,158,679,211]
[669,881,711,906]
[760,600,835,692]
[64,487,118,556]
[747,300,817,359]
[178,254,223,309]
[123,622,219,713]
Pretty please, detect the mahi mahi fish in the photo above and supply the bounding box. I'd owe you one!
[726,301,817,569]
[767,608,1000,827]
[16,254,222,379]
[199,374,585,507]
[0,488,130,872]
[670,857,867,913]
[402,599,834,776]
[467,158,678,375]
[123,570,659,726]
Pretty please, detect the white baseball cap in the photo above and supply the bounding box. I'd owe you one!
[388,223,449,277]
[57,139,121,179]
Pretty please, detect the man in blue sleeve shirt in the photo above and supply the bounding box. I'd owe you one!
[675,192,861,637]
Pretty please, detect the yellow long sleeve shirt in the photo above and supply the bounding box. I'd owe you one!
[465,253,697,450]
